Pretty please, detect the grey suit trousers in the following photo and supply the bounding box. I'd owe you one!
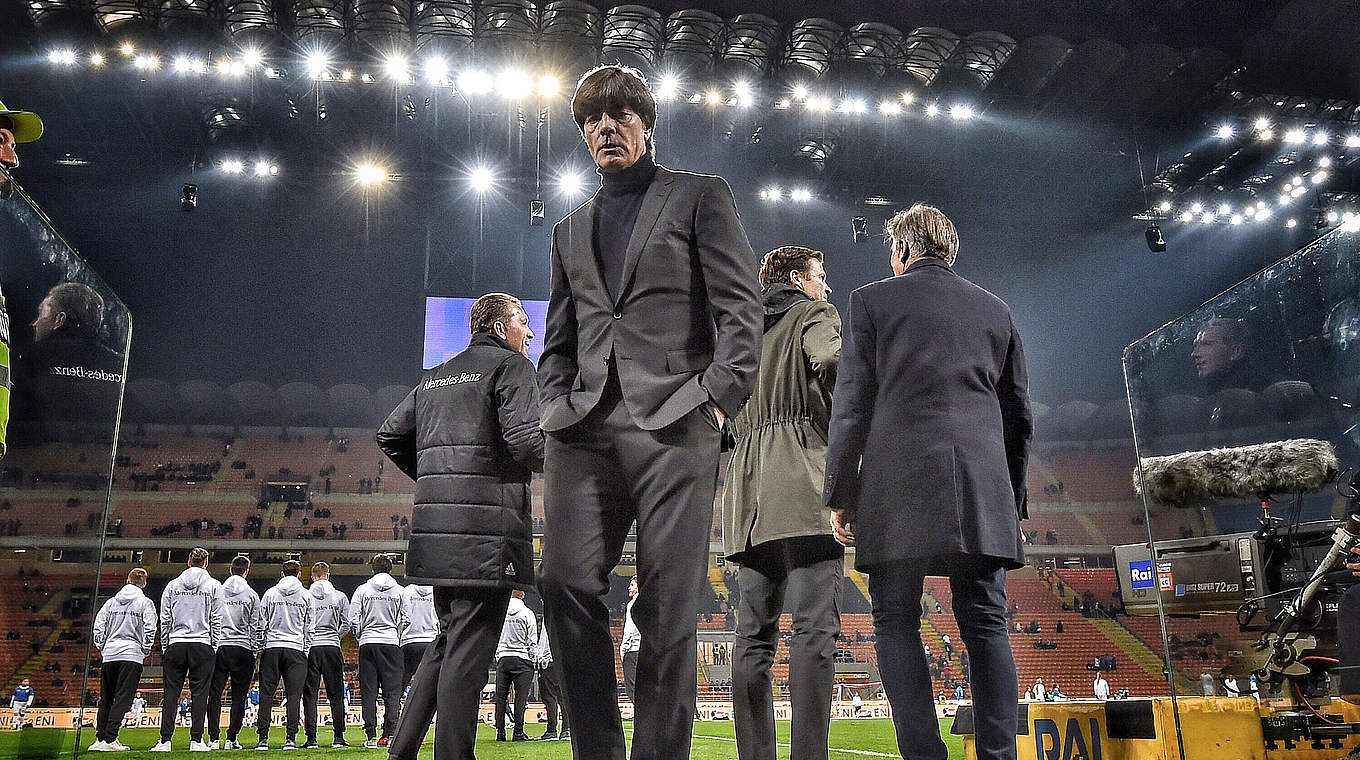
[539,371,722,760]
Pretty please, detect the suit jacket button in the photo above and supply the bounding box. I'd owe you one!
[612,310,622,319]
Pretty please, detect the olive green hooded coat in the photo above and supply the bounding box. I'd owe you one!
[720,285,841,564]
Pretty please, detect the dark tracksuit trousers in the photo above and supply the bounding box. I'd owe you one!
[539,372,722,760]
[96,660,143,743]
[207,645,256,743]
[389,587,510,760]
[537,661,567,735]
[732,536,843,760]
[160,642,215,743]
[493,655,534,737]
[359,643,404,739]
[401,642,431,690]
[304,645,347,744]
[256,648,308,743]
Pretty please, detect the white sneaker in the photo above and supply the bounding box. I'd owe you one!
[150,741,173,752]
[363,738,378,749]
[110,741,131,751]
[88,740,112,751]
[227,741,244,750]
[191,741,212,752]
[208,740,221,750]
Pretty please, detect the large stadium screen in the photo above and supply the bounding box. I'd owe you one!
[423,296,549,369]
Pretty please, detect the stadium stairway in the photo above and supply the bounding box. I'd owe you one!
[3,618,72,695]
[847,568,872,603]
[1088,618,1180,687]
[1071,511,1104,544]
[709,567,728,603]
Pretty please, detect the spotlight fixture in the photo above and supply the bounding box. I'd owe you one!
[306,52,329,79]
[949,104,974,120]
[356,164,387,185]
[656,73,681,101]
[498,69,533,100]
[1346,134,1360,148]
[774,98,791,110]
[529,198,545,226]
[133,54,160,71]
[851,216,868,243]
[732,81,753,107]
[221,159,244,174]
[1327,210,1339,223]
[1230,214,1243,225]
[1258,129,1274,141]
[925,103,940,118]
[1312,170,1328,184]
[1158,200,1172,213]
[1200,212,1215,224]
[89,52,104,66]
[558,172,585,196]
[1190,202,1203,213]
[254,161,277,177]
[1286,218,1297,228]
[759,186,782,202]
[425,57,449,86]
[838,98,865,114]
[1179,211,1193,223]
[1318,157,1332,168]
[1313,131,1329,146]
[791,84,809,101]
[790,188,812,203]
[900,91,915,105]
[807,96,831,113]
[1145,222,1166,252]
[1284,129,1307,144]
[457,70,493,95]
[537,76,560,98]
[878,101,901,116]
[1253,117,1270,131]
[1215,124,1234,140]
[241,48,263,68]
[48,49,76,65]
[383,54,409,82]
[119,42,135,57]
[180,183,197,212]
[705,90,722,105]
[468,166,495,193]
[1217,203,1231,216]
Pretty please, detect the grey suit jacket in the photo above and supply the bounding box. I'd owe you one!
[823,258,1032,569]
[538,165,761,432]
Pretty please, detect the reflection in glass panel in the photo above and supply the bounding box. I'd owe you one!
[0,169,130,755]
[1124,227,1360,757]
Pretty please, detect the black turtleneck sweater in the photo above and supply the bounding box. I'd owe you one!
[592,153,657,297]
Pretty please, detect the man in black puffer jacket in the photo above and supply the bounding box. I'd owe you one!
[377,292,544,760]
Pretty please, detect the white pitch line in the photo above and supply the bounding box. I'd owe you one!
[692,733,899,758]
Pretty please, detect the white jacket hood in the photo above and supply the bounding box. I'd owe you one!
[275,575,305,596]
[178,566,211,589]
[369,572,398,592]
[309,578,336,600]
[223,575,253,597]
[114,584,144,604]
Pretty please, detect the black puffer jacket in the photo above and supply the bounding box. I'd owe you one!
[377,333,543,591]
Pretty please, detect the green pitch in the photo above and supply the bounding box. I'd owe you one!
[1,720,964,759]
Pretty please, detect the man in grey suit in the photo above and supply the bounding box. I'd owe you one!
[824,204,1032,760]
[537,64,761,760]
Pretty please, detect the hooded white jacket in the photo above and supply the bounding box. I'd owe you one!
[397,585,439,647]
[260,575,313,653]
[308,579,352,649]
[93,584,157,664]
[220,574,262,651]
[535,624,552,668]
[495,597,537,661]
[349,572,403,646]
[160,566,225,650]
[620,597,641,658]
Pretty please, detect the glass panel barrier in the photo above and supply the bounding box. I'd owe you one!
[0,168,131,758]
[1123,226,1360,758]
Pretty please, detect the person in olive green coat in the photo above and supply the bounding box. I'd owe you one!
[719,246,843,760]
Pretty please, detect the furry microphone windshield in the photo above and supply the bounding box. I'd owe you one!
[1132,438,1338,508]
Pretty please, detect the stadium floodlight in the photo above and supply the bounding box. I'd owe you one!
[807,96,831,113]
[134,54,160,71]
[1313,170,1328,184]
[878,101,901,116]
[774,98,791,110]
[790,188,812,202]
[384,54,409,82]
[1347,134,1360,148]
[733,81,753,103]
[538,76,560,98]
[925,103,940,117]
[1254,117,1270,131]
[241,48,263,68]
[1215,124,1234,139]
[307,53,329,79]
[1284,129,1307,144]
[120,42,135,57]
[1258,129,1274,141]
[558,171,585,196]
[1179,210,1193,223]
[498,69,533,100]
[1200,212,1215,224]
[840,98,866,114]
[791,84,809,101]
[1190,202,1203,213]
[1313,131,1329,146]
[901,91,916,105]
[1292,185,1307,197]
[221,159,244,174]
[1319,157,1332,168]
[1256,207,1272,221]
[48,49,77,65]
[425,57,449,86]
[254,161,274,177]
[705,90,723,105]
[1230,214,1243,225]
[468,166,495,193]
[759,186,782,202]
[340,70,354,82]
[1244,206,1257,219]
[174,56,203,74]
[1218,203,1231,216]
[458,70,493,95]
[1327,210,1340,223]
[1286,218,1297,228]
[89,52,104,66]
[1280,192,1292,205]
[949,104,974,120]
[356,164,387,185]
[1158,200,1172,212]
[656,73,681,102]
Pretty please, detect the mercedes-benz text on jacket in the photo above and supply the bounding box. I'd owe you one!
[261,576,313,653]
[349,572,403,646]
[308,579,352,648]
[220,574,262,651]
[160,566,225,650]
[93,584,158,663]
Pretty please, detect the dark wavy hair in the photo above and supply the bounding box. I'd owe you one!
[759,246,823,289]
[571,65,657,158]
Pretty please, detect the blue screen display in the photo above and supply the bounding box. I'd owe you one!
[423,296,549,369]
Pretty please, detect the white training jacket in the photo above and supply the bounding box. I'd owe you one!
[535,623,553,668]
[348,572,404,646]
[92,584,158,664]
[495,597,537,662]
[620,596,641,658]
[160,566,225,650]
[220,574,262,651]
[398,585,439,647]
[260,575,313,653]
[308,578,352,649]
